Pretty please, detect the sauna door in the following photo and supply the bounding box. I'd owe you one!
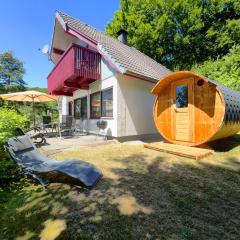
[171,79,194,142]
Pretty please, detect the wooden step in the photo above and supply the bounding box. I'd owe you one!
[144,142,214,160]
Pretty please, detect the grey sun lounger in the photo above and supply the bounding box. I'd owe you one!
[5,135,102,188]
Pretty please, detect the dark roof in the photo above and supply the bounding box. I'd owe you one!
[57,11,171,81]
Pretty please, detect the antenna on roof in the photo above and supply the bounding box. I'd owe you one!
[39,44,49,55]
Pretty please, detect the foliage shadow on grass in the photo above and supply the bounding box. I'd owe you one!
[0,150,240,240]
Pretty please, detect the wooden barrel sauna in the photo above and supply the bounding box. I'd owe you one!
[152,71,240,146]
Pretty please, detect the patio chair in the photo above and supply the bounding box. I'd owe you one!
[5,135,102,188]
[40,116,59,137]
[72,118,87,136]
[60,115,74,136]
[41,116,51,132]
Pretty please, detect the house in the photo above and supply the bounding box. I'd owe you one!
[47,11,171,138]
[152,71,240,146]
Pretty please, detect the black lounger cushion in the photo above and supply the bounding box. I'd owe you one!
[6,135,102,187]
[8,136,35,153]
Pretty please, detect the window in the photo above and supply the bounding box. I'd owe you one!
[74,98,81,119]
[68,102,73,116]
[101,88,113,117]
[90,88,113,119]
[81,97,87,119]
[90,92,101,119]
[74,97,88,119]
[176,85,188,108]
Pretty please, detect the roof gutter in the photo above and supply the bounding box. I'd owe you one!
[124,71,158,84]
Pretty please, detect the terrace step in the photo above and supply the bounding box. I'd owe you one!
[144,141,214,160]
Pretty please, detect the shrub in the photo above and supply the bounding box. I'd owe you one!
[0,108,26,145]
[0,108,26,185]
[0,148,22,186]
[191,45,240,91]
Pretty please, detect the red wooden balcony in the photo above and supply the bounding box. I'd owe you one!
[48,44,101,95]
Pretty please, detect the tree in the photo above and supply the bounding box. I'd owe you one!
[192,45,240,90]
[106,0,240,70]
[0,51,26,92]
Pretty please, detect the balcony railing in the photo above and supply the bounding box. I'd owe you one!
[48,44,101,95]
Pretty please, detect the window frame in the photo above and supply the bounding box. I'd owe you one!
[74,98,81,119]
[101,87,113,118]
[90,91,101,119]
[68,101,73,116]
[80,96,88,119]
[175,84,188,109]
[90,87,114,119]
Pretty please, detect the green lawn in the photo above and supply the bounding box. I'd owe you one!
[1,135,240,240]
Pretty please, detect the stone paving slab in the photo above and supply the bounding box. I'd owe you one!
[40,135,118,155]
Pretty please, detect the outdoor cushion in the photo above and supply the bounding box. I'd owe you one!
[6,135,102,188]
[8,135,34,153]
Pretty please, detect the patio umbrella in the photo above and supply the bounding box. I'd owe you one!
[0,90,57,127]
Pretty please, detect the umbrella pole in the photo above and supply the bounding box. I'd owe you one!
[32,99,35,128]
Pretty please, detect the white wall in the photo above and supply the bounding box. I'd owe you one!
[58,96,73,123]
[88,76,118,137]
[116,74,158,137]
[62,71,158,137]
[62,96,68,115]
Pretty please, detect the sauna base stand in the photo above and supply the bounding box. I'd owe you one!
[144,141,214,160]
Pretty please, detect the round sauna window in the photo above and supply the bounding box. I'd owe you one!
[197,79,204,86]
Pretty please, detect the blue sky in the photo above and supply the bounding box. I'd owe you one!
[0,1,119,88]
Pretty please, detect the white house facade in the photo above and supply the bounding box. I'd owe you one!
[48,11,171,138]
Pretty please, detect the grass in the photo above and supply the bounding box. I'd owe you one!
[0,135,240,240]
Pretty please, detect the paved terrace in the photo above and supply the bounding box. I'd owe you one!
[39,133,163,156]
[40,135,118,155]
